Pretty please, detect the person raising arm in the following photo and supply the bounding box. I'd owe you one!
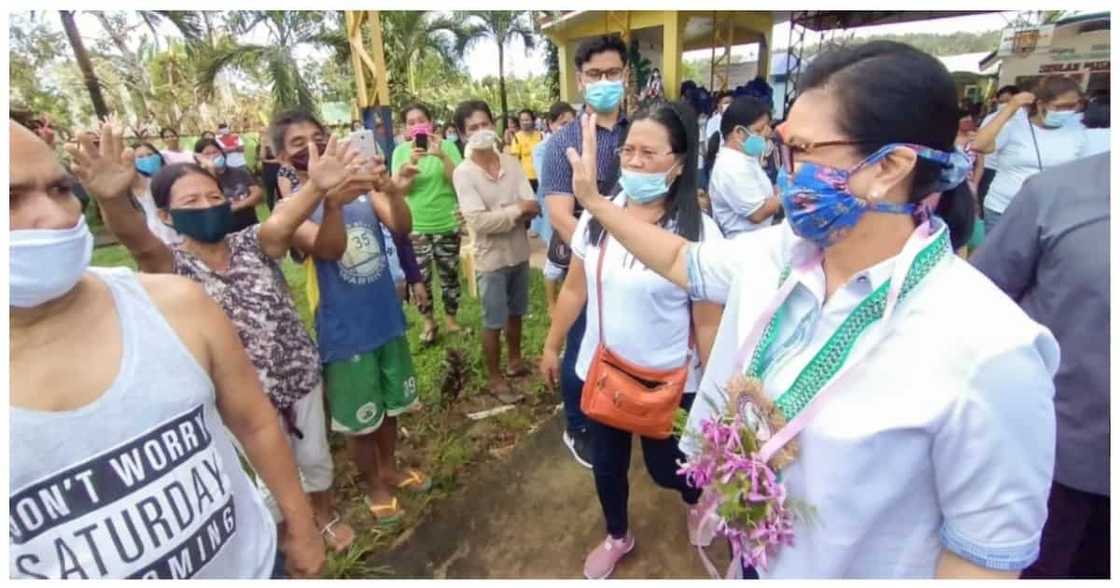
[24,120,323,578]
[566,42,1056,580]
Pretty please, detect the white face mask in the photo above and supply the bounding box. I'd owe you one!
[468,128,499,150]
[9,216,93,308]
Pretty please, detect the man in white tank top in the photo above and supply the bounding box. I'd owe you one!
[8,121,325,579]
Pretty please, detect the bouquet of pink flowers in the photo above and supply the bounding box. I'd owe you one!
[677,375,806,573]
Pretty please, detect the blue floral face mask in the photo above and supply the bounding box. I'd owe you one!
[777,143,971,248]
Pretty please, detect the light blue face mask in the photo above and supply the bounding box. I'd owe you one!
[212,155,227,170]
[619,166,677,204]
[135,154,163,177]
[742,133,768,158]
[585,80,624,113]
[1043,110,1077,128]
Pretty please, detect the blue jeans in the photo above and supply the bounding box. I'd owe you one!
[589,393,700,538]
[560,305,588,433]
[271,549,287,579]
[983,207,1003,235]
[530,183,554,244]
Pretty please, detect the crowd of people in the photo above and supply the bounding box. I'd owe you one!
[8,32,1109,581]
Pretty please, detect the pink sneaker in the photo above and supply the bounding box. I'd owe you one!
[583,533,635,579]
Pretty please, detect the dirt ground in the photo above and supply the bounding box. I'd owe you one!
[374,414,731,579]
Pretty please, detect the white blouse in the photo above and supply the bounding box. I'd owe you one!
[571,196,723,393]
[682,221,1059,578]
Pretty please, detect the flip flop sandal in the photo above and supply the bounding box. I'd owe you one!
[318,512,355,553]
[505,366,532,378]
[419,328,438,347]
[396,469,432,493]
[364,496,404,527]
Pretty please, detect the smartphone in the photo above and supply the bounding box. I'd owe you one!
[348,129,381,159]
[414,133,429,151]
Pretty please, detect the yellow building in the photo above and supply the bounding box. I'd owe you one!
[540,11,777,102]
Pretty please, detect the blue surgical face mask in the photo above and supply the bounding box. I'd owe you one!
[619,166,677,204]
[1043,109,1077,128]
[212,155,227,170]
[742,133,768,158]
[585,80,624,113]
[135,154,163,177]
[169,201,233,243]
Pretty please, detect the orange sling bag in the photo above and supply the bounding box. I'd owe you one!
[580,236,691,439]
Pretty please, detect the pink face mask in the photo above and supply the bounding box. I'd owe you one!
[405,123,433,140]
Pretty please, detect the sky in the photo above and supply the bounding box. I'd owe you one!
[66,10,1025,81]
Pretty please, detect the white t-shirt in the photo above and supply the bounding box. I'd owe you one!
[704,112,723,142]
[985,109,1086,214]
[1079,128,1110,158]
[134,184,183,246]
[681,221,1058,578]
[160,149,196,165]
[708,146,773,237]
[571,195,723,393]
[979,111,1002,171]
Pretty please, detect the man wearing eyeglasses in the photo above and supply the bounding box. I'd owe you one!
[539,34,631,469]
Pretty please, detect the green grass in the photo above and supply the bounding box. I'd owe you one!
[90,227,555,578]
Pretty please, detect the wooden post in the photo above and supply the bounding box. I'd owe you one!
[662,12,684,100]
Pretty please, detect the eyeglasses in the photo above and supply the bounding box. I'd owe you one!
[582,68,625,82]
[615,145,675,163]
[778,138,876,175]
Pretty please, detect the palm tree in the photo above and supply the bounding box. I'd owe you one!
[378,11,468,99]
[457,11,537,134]
[197,11,344,114]
[137,11,205,51]
[59,11,110,120]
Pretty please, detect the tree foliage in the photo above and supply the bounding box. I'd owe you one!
[802,30,1003,59]
[455,11,537,133]
[16,11,1013,142]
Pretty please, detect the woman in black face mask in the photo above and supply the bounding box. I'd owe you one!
[86,130,379,555]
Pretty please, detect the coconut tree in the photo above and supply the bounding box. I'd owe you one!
[59,11,110,120]
[456,11,537,134]
[378,11,469,99]
[197,11,345,114]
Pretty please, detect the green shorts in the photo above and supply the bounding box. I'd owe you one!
[324,336,418,435]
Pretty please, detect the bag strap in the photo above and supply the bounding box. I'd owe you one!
[1027,119,1045,171]
[594,233,610,346]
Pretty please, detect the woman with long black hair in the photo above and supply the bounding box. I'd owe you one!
[564,41,1058,578]
[539,102,724,579]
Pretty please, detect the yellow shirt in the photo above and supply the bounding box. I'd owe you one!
[507,130,543,180]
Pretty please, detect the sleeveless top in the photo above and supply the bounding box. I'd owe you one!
[170,226,320,433]
[310,196,406,363]
[9,267,276,579]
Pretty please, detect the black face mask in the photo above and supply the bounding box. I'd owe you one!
[168,201,233,243]
[290,141,327,172]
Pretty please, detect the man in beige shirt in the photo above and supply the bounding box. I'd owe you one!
[452,100,540,402]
